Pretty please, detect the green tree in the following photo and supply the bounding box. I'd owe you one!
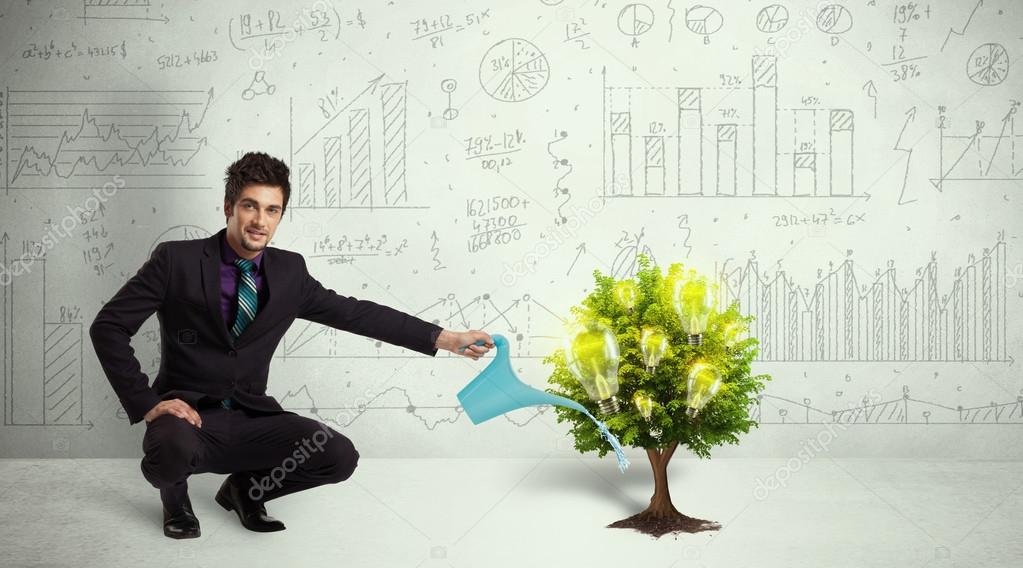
[544,255,770,537]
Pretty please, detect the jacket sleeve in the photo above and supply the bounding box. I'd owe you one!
[297,256,443,356]
[89,242,169,425]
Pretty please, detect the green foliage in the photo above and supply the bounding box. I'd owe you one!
[544,254,771,459]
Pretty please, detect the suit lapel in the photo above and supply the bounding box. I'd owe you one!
[202,230,234,347]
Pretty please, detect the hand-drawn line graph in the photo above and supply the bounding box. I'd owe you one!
[940,0,983,52]
[289,76,417,210]
[279,381,1023,429]
[2,236,86,426]
[718,235,1008,362]
[932,100,1023,189]
[603,56,857,199]
[755,387,1023,425]
[478,38,551,103]
[80,0,169,24]
[278,383,550,430]
[3,88,212,191]
[277,292,566,360]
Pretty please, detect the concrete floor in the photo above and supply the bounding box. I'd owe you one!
[0,457,1020,568]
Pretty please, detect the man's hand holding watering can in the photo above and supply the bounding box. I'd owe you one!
[436,329,495,360]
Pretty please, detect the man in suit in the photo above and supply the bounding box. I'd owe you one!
[89,152,494,539]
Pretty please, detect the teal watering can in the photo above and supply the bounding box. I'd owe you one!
[456,334,631,472]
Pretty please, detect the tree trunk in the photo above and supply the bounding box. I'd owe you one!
[606,441,721,537]
[643,441,682,519]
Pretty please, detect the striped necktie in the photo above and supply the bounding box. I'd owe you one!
[230,257,258,339]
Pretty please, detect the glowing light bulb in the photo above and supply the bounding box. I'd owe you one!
[613,279,638,312]
[685,362,723,417]
[632,391,653,419]
[673,273,717,345]
[721,320,745,349]
[632,391,661,439]
[564,321,621,414]
[640,326,669,373]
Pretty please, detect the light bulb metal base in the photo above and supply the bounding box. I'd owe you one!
[685,406,700,418]
[596,396,620,415]
[686,334,703,346]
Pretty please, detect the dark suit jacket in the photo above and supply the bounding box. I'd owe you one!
[89,227,442,425]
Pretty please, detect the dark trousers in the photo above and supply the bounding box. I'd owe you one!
[141,404,360,507]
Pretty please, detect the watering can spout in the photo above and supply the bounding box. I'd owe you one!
[456,334,631,473]
[457,334,586,424]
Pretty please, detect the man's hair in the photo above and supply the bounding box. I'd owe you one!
[224,152,291,213]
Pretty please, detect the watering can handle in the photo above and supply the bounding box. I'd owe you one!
[457,338,493,353]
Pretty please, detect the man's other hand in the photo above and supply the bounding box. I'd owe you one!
[144,399,202,428]
[436,329,494,360]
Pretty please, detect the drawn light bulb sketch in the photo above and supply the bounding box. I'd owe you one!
[440,79,459,121]
[685,5,723,40]
[755,4,789,33]
[479,38,551,103]
[967,43,1009,86]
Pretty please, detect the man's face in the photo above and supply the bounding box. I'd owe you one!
[224,184,284,258]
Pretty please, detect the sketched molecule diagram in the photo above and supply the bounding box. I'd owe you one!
[617,4,655,36]
[440,79,459,120]
[967,43,1009,86]
[755,4,789,33]
[816,4,853,34]
[242,71,276,100]
[479,38,550,103]
[685,5,723,37]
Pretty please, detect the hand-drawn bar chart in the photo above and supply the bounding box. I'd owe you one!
[2,88,212,191]
[718,235,1008,362]
[603,55,857,198]
[80,0,169,24]
[2,248,84,426]
[289,79,417,211]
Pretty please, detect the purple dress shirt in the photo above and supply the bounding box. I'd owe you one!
[220,231,266,330]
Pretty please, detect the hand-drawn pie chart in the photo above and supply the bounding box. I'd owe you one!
[967,43,1009,86]
[756,4,789,33]
[685,5,723,36]
[617,4,655,36]
[479,38,551,103]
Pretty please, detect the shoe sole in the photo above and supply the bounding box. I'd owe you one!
[164,528,201,539]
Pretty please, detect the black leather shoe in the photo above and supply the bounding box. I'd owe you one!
[215,473,286,532]
[163,502,200,539]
